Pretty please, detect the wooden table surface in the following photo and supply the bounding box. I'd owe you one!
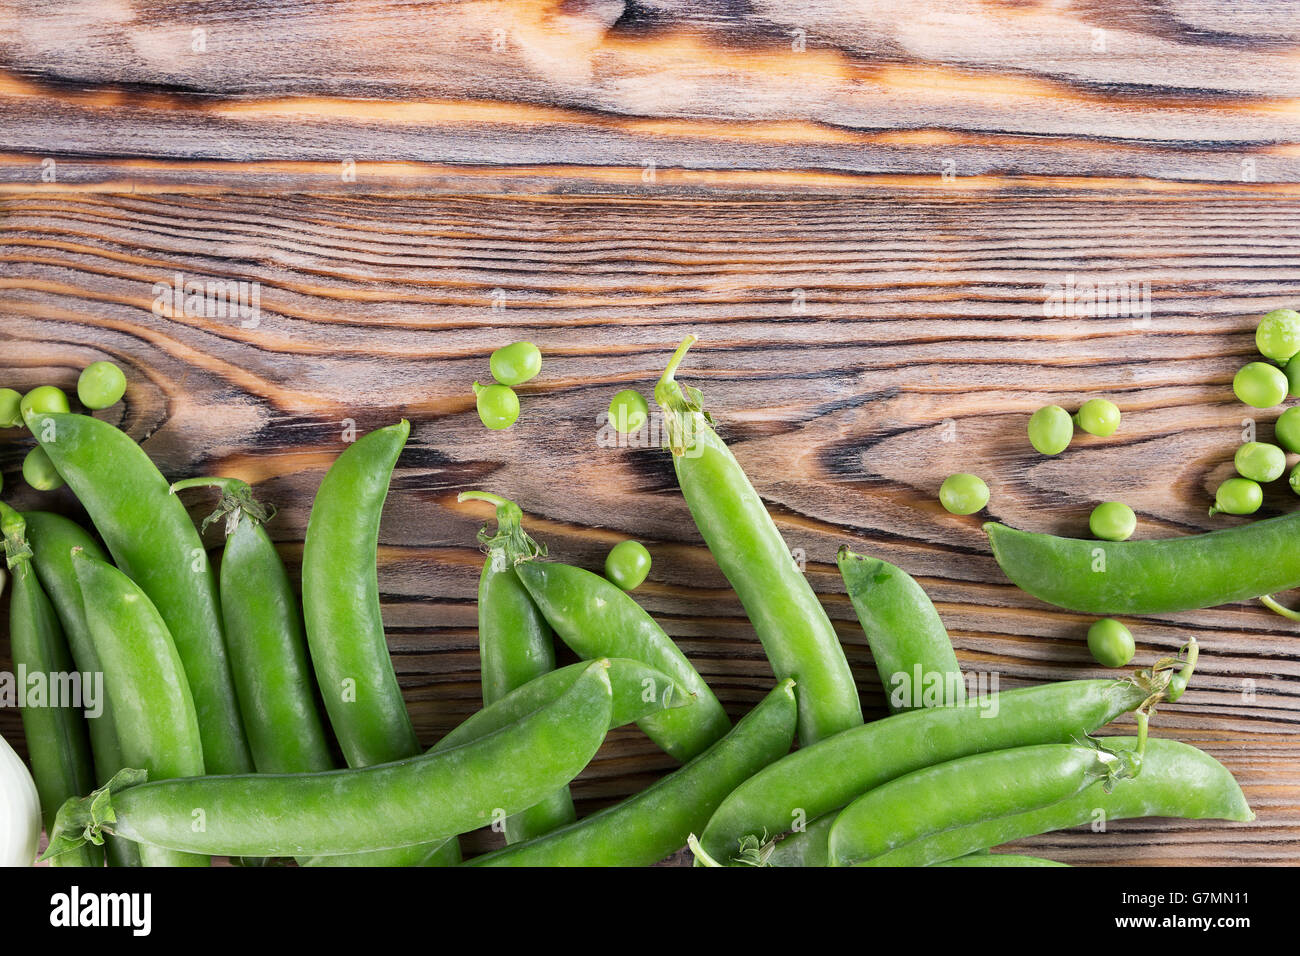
[2,0,1298,865]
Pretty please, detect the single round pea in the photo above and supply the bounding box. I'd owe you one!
[1027,405,1072,455]
[1073,399,1121,437]
[489,342,542,387]
[22,446,64,491]
[1087,618,1135,668]
[1209,476,1262,516]
[605,540,652,591]
[0,388,23,427]
[1233,362,1288,409]
[77,361,127,410]
[1276,406,1300,454]
[19,385,70,424]
[1290,462,1300,496]
[1234,441,1286,483]
[1089,501,1136,542]
[473,381,520,430]
[608,389,649,434]
[938,473,989,515]
[1256,309,1300,364]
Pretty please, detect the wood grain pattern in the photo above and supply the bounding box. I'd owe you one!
[2,0,1300,190]
[1,189,1297,864]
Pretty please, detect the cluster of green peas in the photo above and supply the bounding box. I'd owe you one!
[1211,308,1300,517]
[0,362,128,493]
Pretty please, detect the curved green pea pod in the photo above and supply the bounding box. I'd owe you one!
[837,548,964,711]
[829,742,1136,867]
[43,661,615,861]
[985,515,1300,614]
[514,561,730,762]
[699,647,1193,865]
[0,506,100,867]
[71,549,208,867]
[24,411,252,775]
[934,854,1068,867]
[22,511,138,867]
[655,337,861,745]
[842,736,1252,867]
[469,679,797,867]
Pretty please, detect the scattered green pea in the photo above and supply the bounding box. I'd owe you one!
[1089,501,1136,542]
[1086,618,1135,668]
[0,388,23,428]
[1276,407,1300,454]
[1290,462,1300,496]
[1256,309,1300,364]
[1287,359,1300,399]
[1209,476,1263,517]
[473,381,520,430]
[489,342,542,387]
[938,473,989,515]
[605,540,652,591]
[19,385,70,424]
[1233,362,1288,409]
[1073,399,1121,437]
[22,446,64,491]
[77,361,127,410]
[608,389,649,434]
[1027,405,1072,456]
[1234,442,1286,483]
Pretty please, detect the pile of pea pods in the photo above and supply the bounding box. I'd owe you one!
[0,333,1261,867]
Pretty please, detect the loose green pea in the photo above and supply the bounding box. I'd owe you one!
[1209,476,1262,517]
[489,342,542,387]
[77,361,127,410]
[605,540,652,591]
[1290,462,1300,496]
[1233,362,1288,409]
[1027,405,1072,455]
[20,385,70,424]
[1256,309,1300,364]
[0,388,23,427]
[608,389,649,434]
[1234,442,1286,483]
[1086,618,1135,668]
[938,473,989,515]
[1276,407,1300,454]
[1089,501,1136,542]
[473,382,520,430]
[23,446,64,491]
[1073,399,1120,437]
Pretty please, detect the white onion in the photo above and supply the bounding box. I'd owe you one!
[0,732,41,866]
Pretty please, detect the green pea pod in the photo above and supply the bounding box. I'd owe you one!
[71,549,208,867]
[300,421,459,866]
[933,854,1068,867]
[469,679,797,867]
[513,561,730,761]
[22,511,138,867]
[0,505,100,867]
[985,515,1300,614]
[24,411,252,775]
[170,478,333,776]
[837,548,964,711]
[43,660,615,861]
[829,742,1138,867]
[655,337,861,744]
[459,491,572,844]
[699,645,1194,865]
[307,658,688,867]
[849,736,1253,867]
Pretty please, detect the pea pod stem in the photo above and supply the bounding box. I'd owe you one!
[1260,594,1300,622]
[169,476,274,537]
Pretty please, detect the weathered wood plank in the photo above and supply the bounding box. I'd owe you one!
[0,189,1296,863]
